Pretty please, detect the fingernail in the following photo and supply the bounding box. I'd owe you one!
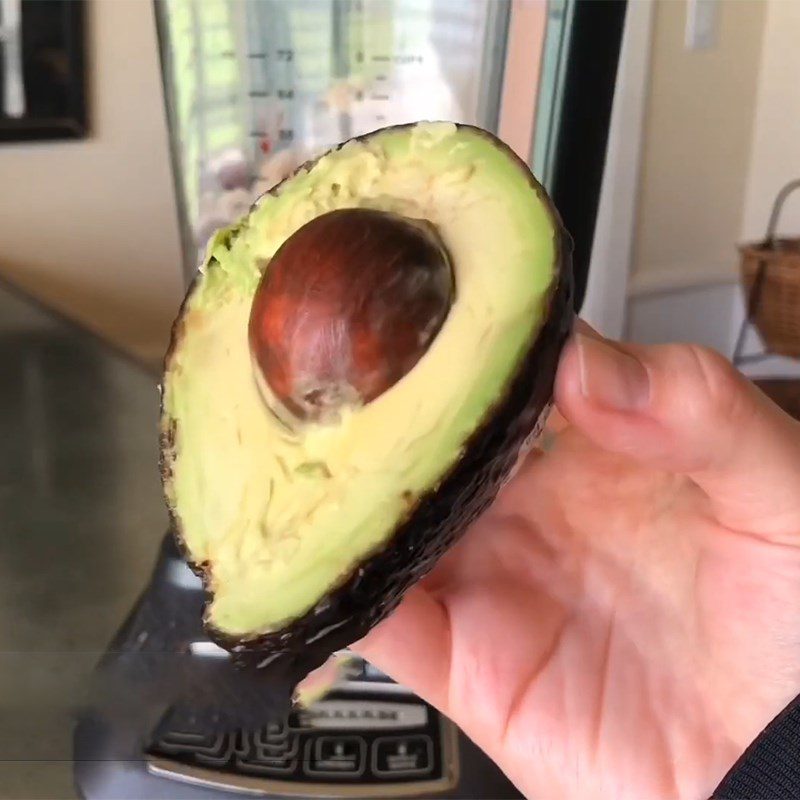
[575,333,650,411]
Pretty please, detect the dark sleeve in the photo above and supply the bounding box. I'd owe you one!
[712,695,800,799]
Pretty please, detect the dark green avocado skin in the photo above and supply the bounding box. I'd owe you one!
[160,122,575,695]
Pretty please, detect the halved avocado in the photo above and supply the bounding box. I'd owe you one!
[160,122,573,680]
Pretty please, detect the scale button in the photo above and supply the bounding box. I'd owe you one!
[256,722,290,749]
[304,736,366,777]
[373,735,433,777]
[255,732,299,760]
[238,753,298,775]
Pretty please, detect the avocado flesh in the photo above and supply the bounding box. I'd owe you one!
[162,122,559,639]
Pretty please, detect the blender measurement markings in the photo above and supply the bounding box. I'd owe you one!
[250,130,295,141]
[371,54,424,65]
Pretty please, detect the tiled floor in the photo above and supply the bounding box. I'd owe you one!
[0,283,169,799]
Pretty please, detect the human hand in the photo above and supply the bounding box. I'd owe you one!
[354,325,800,799]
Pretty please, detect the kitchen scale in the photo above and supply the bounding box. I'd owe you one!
[72,533,521,798]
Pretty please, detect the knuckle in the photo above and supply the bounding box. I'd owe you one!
[660,343,749,425]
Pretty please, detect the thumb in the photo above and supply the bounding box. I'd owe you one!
[555,326,800,543]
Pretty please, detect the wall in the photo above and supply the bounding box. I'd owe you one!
[626,0,800,380]
[741,0,800,241]
[0,0,183,369]
[630,0,766,293]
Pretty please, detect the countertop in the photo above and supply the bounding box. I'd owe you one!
[0,283,170,799]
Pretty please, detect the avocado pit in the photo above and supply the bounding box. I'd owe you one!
[248,208,454,422]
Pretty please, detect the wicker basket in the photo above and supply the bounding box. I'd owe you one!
[738,179,800,358]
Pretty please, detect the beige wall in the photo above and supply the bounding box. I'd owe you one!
[741,0,800,242]
[0,0,183,368]
[631,0,767,285]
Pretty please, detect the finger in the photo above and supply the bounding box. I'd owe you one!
[294,651,356,707]
[555,329,800,542]
[351,585,451,709]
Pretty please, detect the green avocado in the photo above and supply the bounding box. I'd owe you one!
[160,122,572,674]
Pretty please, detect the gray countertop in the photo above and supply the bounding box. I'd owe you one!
[0,284,170,799]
